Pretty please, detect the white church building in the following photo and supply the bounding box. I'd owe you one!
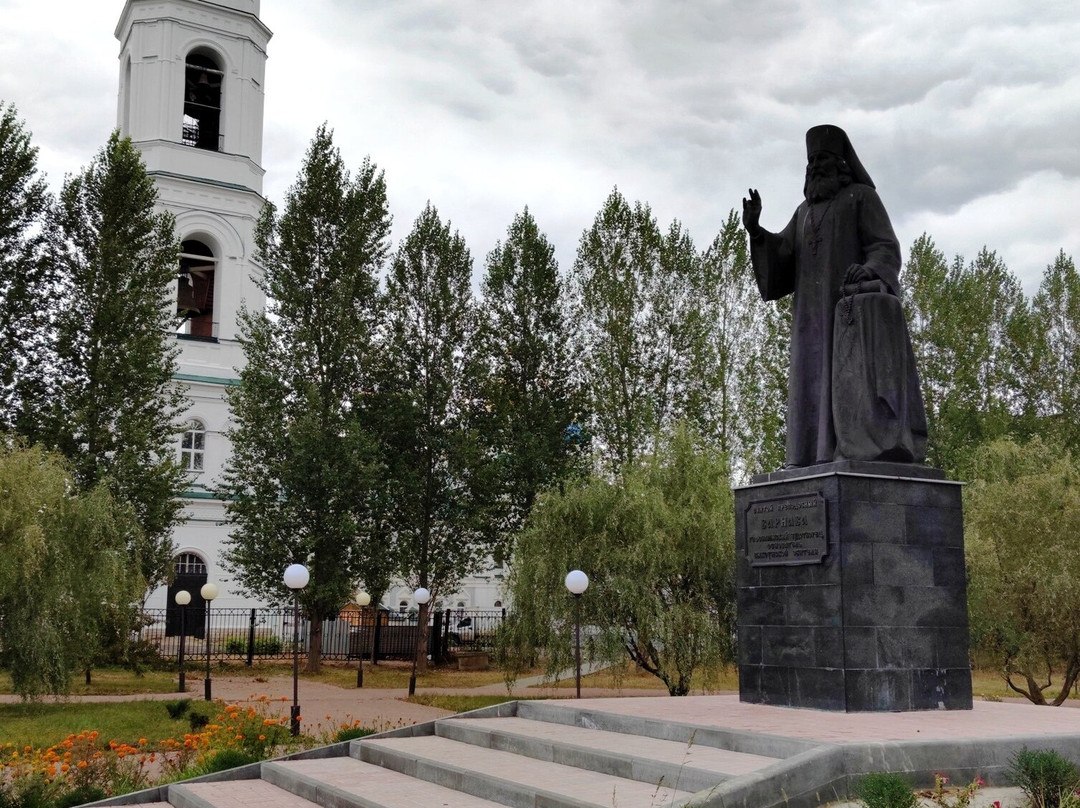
[114,0,506,615]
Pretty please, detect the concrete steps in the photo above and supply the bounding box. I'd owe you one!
[97,699,838,808]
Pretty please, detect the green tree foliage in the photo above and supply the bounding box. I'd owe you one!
[221,126,392,672]
[692,211,789,478]
[1029,251,1080,453]
[0,103,52,434]
[0,443,142,699]
[475,208,585,551]
[379,202,493,669]
[904,237,1029,476]
[500,425,736,696]
[965,438,1080,705]
[36,132,185,593]
[569,189,697,472]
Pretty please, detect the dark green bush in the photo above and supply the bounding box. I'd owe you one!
[1010,748,1079,808]
[195,749,263,775]
[53,785,107,808]
[854,772,918,808]
[333,726,375,743]
[0,777,55,808]
[165,698,191,719]
[222,636,283,656]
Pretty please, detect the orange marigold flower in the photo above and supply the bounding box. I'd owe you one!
[138,738,147,746]
[60,764,69,773]
[77,761,88,769]
[258,735,266,741]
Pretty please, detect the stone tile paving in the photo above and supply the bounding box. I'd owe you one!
[180,780,316,808]
[564,695,1080,742]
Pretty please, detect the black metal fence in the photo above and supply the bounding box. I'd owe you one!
[138,607,506,665]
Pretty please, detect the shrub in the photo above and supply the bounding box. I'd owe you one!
[854,772,917,808]
[192,749,262,775]
[53,785,107,808]
[165,699,191,719]
[1010,748,1080,808]
[222,637,283,656]
[332,726,375,743]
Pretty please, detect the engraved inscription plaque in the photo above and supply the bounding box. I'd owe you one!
[745,493,827,566]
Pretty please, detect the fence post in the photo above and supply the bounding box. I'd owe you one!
[246,608,256,666]
[442,609,450,660]
[431,609,443,664]
[372,611,382,665]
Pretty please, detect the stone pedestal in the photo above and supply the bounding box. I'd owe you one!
[735,461,972,712]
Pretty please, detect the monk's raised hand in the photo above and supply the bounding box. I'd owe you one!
[742,188,762,237]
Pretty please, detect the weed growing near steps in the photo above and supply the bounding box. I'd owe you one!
[1009,748,1080,808]
[854,772,918,808]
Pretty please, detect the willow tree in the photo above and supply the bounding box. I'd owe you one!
[500,425,736,695]
[0,443,143,699]
[966,438,1080,705]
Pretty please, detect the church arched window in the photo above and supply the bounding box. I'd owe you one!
[174,552,207,576]
[177,239,216,338]
[183,51,223,151]
[180,419,206,472]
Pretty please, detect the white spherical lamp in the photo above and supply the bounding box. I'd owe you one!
[355,591,371,607]
[283,563,310,590]
[200,583,219,601]
[414,587,431,605]
[564,570,589,596]
[175,589,192,606]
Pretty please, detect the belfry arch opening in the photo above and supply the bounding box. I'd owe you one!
[178,239,216,338]
[183,51,223,151]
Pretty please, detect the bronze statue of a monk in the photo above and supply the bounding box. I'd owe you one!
[742,125,927,468]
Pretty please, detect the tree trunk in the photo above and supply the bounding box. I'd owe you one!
[415,602,430,674]
[306,617,323,674]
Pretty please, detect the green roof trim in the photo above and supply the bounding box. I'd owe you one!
[175,373,241,386]
[147,169,261,197]
[183,490,219,499]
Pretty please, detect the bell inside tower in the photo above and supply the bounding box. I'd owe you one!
[177,239,216,338]
[182,52,223,151]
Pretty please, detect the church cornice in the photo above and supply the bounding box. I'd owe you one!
[147,168,263,198]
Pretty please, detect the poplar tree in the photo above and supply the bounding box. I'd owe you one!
[41,132,185,593]
[379,203,491,671]
[0,103,51,434]
[475,208,584,549]
[221,126,392,672]
[1029,251,1080,452]
[569,189,699,472]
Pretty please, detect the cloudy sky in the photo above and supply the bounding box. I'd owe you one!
[2,0,1078,292]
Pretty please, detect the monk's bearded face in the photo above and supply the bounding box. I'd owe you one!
[805,151,842,203]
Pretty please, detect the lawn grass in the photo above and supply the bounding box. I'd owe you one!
[0,700,187,749]
[407,694,547,712]
[307,661,527,690]
[546,661,741,692]
[0,667,180,697]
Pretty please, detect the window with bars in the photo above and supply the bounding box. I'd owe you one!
[174,552,207,576]
[180,419,206,471]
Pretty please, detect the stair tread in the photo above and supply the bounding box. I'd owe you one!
[448,716,779,775]
[268,757,509,807]
[363,735,695,806]
[176,779,318,808]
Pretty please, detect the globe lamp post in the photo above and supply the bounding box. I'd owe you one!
[174,589,191,693]
[564,570,589,698]
[355,590,371,688]
[283,563,310,736]
[200,582,219,700]
[408,587,431,697]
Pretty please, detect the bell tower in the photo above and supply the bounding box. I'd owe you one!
[115,0,272,608]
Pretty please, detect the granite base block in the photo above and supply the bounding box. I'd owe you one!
[735,464,972,712]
